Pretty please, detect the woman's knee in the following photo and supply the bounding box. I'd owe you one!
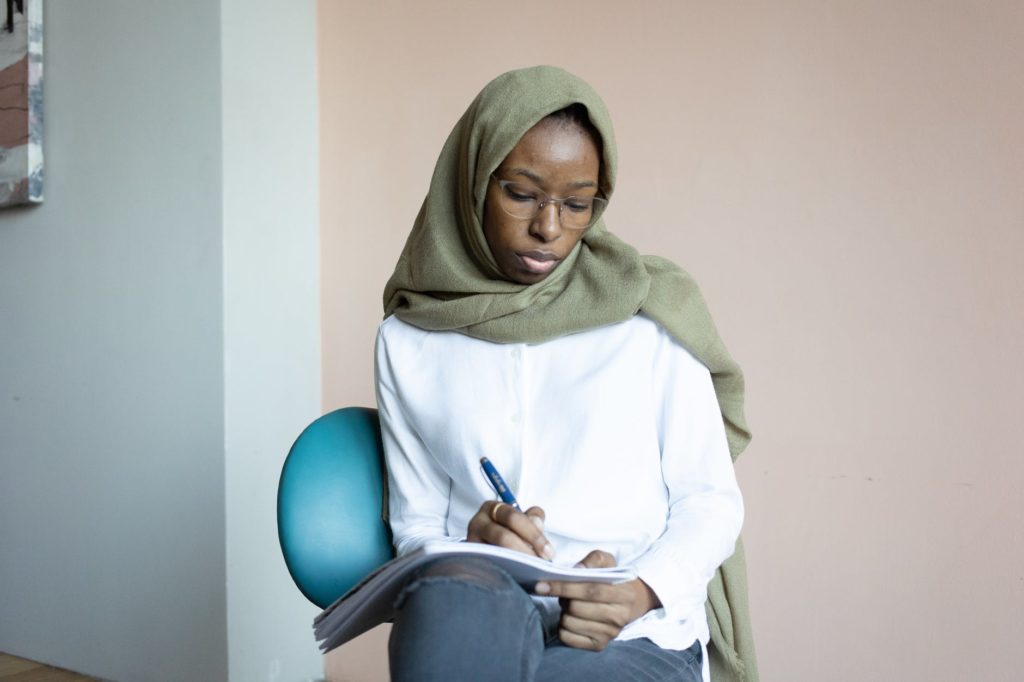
[394,555,526,614]
[390,555,544,680]
[410,555,519,589]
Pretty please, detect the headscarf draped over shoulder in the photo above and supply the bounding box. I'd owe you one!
[383,65,758,682]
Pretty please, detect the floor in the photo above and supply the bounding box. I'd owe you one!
[0,654,97,681]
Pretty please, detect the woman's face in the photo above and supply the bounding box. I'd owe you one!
[483,118,601,285]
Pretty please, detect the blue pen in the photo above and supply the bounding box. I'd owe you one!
[479,457,522,512]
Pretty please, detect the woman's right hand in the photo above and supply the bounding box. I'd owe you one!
[466,501,555,560]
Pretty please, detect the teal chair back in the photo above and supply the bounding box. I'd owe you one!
[277,407,395,608]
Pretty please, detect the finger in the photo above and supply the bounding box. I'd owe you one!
[466,502,516,541]
[558,627,604,651]
[467,502,550,557]
[473,524,539,555]
[559,612,613,650]
[492,502,555,560]
[577,549,616,569]
[468,512,536,557]
[560,612,621,643]
[524,505,546,532]
[562,597,632,629]
[466,505,534,555]
[535,580,614,602]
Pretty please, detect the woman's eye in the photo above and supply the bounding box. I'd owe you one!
[565,199,592,213]
[507,188,538,202]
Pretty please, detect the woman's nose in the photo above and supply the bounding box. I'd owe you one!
[529,202,562,241]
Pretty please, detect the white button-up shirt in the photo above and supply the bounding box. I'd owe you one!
[375,313,743,679]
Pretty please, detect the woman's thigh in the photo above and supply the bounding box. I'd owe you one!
[534,638,702,682]
[389,556,545,682]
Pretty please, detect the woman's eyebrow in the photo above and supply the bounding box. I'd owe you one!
[507,167,544,184]
[507,167,597,191]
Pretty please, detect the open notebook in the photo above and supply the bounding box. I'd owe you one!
[313,541,636,652]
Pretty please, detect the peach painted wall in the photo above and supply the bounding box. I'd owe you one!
[318,2,1023,680]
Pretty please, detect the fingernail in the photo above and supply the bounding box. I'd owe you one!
[531,516,545,531]
[535,581,550,594]
[542,543,555,560]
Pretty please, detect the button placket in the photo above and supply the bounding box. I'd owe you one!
[514,343,530,499]
[510,344,523,425]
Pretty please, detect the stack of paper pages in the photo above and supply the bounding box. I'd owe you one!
[313,541,636,652]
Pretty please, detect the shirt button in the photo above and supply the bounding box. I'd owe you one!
[511,413,520,424]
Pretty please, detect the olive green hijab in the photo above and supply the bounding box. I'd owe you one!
[383,66,757,682]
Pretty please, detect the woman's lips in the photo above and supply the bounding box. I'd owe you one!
[516,251,560,275]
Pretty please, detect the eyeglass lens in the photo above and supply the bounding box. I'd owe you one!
[497,180,606,229]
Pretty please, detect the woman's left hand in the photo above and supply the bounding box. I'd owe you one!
[534,550,662,651]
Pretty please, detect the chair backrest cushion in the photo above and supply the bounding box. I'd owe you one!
[277,407,396,608]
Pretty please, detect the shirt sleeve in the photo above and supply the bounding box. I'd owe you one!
[375,324,465,555]
[630,328,745,622]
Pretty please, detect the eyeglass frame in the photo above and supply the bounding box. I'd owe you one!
[489,175,608,230]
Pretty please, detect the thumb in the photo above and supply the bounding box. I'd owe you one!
[576,549,616,569]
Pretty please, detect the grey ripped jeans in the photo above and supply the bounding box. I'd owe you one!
[388,556,703,682]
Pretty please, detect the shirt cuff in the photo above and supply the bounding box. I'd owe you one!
[632,546,714,623]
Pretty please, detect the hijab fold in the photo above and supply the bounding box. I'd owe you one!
[383,66,758,682]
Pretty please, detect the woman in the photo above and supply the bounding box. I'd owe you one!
[376,66,757,682]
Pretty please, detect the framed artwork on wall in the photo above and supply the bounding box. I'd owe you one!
[0,0,42,208]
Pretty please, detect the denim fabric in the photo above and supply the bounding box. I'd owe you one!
[535,638,701,682]
[388,557,702,682]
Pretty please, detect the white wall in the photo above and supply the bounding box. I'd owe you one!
[0,2,227,680]
[0,2,323,680]
[221,1,323,681]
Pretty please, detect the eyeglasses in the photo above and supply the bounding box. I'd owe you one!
[491,175,608,230]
